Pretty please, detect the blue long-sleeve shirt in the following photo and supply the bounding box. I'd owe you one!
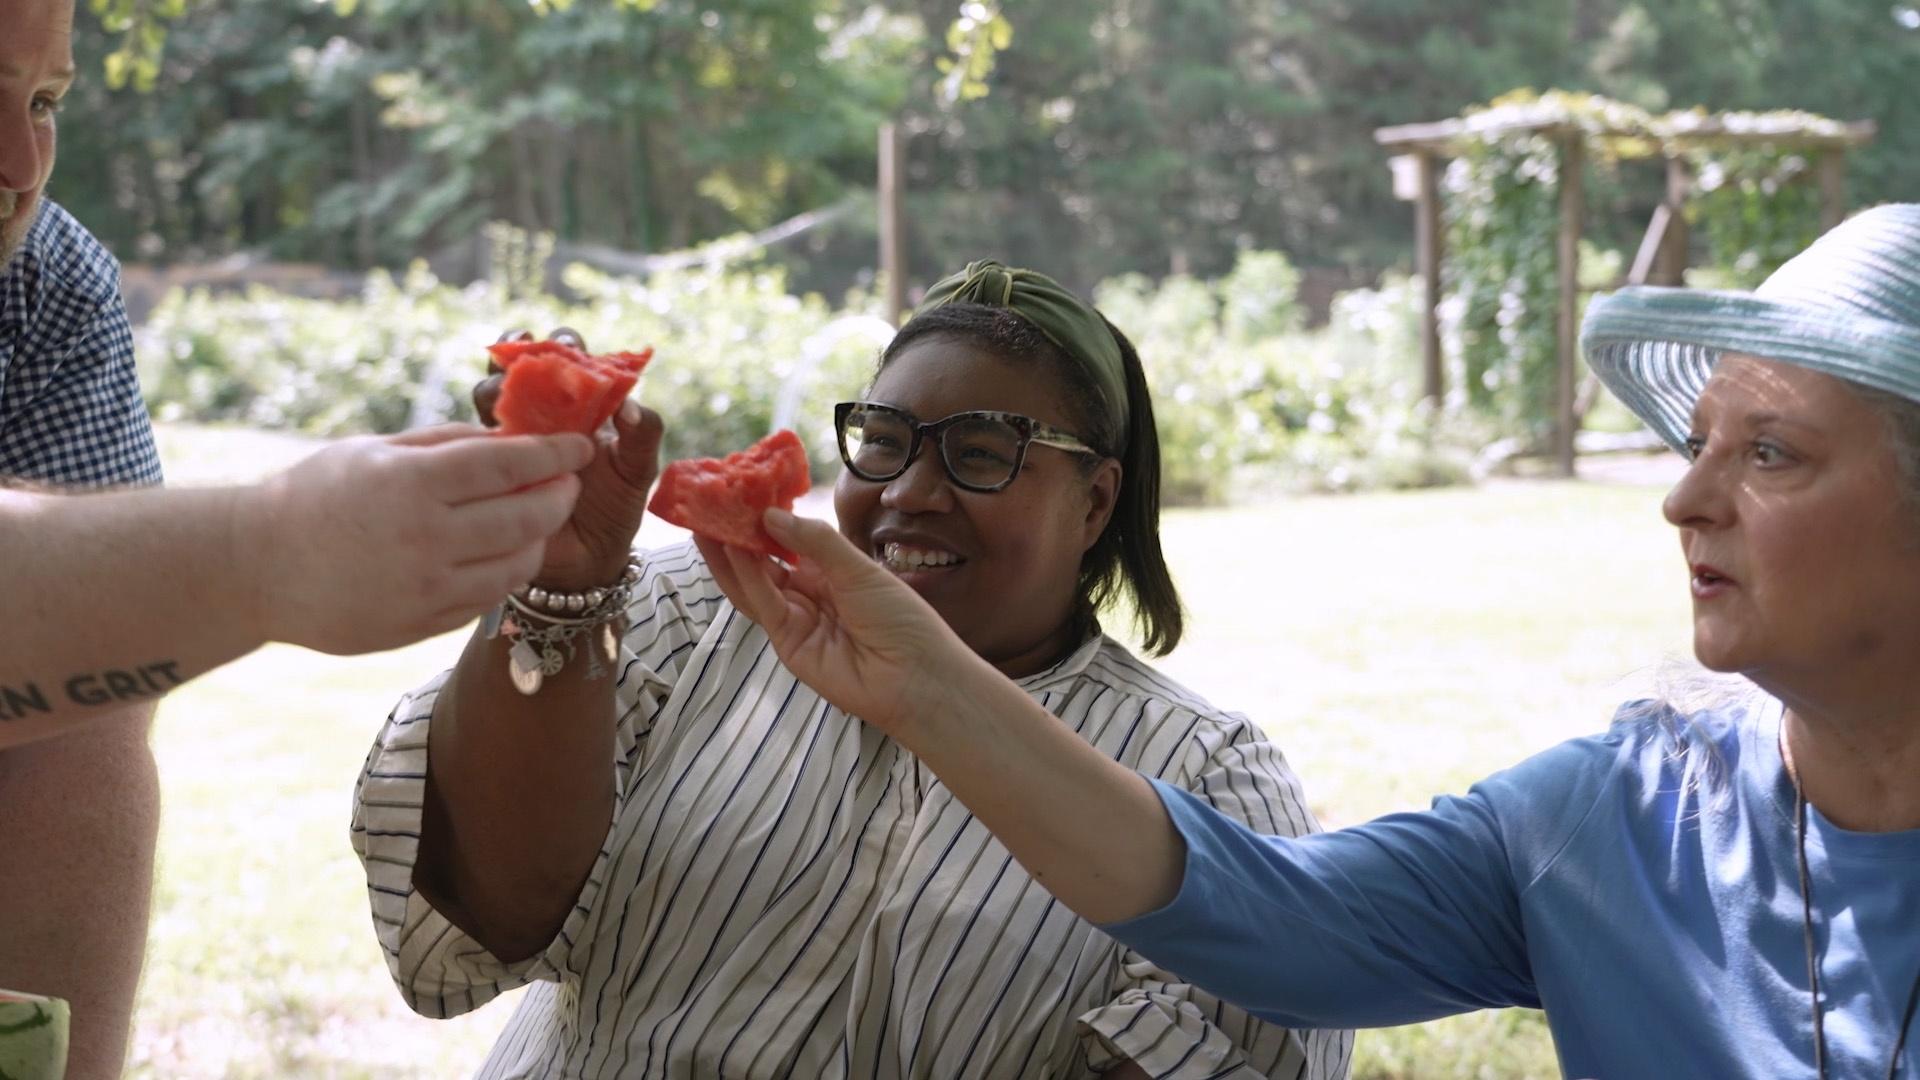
[1105,700,1920,1079]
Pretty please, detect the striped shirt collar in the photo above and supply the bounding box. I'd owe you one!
[1011,626,1109,696]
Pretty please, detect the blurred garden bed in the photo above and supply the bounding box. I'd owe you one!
[135,245,1500,506]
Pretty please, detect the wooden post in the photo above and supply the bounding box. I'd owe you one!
[1555,134,1584,478]
[1818,148,1847,234]
[1414,151,1445,404]
[878,123,908,325]
[1658,155,1690,286]
[1628,205,1672,286]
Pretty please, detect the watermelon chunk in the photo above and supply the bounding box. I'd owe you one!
[0,989,69,1080]
[486,340,654,437]
[649,429,812,561]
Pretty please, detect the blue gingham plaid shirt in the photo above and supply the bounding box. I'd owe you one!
[0,200,162,488]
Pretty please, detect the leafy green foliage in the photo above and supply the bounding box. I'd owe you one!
[65,0,1919,296]
[87,0,189,91]
[936,1,1011,104]
[135,245,1482,500]
[135,253,887,479]
[1440,90,1859,444]
[68,1,920,266]
[1098,258,1487,501]
[1446,129,1566,444]
[1685,145,1822,289]
[70,1,1917,455]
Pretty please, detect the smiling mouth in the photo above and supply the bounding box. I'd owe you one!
[879,542,964,573]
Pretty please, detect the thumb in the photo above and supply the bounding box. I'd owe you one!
[610,398,664,490]
[762,508,882,584]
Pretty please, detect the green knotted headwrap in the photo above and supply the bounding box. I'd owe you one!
[913,260,1130,449]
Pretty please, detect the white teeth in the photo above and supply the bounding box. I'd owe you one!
[881,542,959,571]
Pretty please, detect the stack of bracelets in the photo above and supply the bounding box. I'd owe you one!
[482,556,643,695]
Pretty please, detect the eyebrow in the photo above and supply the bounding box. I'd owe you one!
[1688,410,1826,438]
[1742,411,1822,432]
[0,63,76,84]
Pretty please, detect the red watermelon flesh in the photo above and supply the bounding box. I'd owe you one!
[649,429,812,561]
[486,340,654,436]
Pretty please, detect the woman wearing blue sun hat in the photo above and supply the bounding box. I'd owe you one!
[694,203,1920,1078]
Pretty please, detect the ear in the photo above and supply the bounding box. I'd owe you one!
[1079,458,1122,553]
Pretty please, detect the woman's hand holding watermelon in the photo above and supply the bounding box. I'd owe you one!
[396,328,661,961]
[698,511,978,741]
[474,328,665,591]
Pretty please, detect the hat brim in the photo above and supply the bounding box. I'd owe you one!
[1582,287,1920,455]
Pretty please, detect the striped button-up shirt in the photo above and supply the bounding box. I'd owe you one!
[354,542,1351,1079]
[0,201,162,488]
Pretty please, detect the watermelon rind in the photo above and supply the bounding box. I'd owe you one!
[0,990,69,1080]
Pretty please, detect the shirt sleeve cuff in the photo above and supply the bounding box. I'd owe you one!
[354,680,620,1018]
[1076,988,1265,1078]
[1098,778,1220,937]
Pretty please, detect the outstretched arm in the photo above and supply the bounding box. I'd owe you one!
[413,392,666,963]
[0,425,591,748]
[697,512,1185,925]
[706,511,1548,1040]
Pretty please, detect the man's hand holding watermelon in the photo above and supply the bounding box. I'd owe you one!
[241,424,597,653]
[0,423,595,749]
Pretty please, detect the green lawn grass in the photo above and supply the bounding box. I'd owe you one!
[130,424,1692,1079]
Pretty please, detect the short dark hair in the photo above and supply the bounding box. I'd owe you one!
[878,303,1185,655]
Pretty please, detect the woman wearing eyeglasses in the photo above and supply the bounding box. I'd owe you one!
[349,262,1352,1079]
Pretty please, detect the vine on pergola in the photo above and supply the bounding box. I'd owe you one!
[1379,89,1872,469]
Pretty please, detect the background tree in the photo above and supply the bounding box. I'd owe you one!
[61,0,1920,294]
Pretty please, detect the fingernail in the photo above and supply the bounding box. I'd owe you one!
[619,398,641,425]
[764,507,796,531]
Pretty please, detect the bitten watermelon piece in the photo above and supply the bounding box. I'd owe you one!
[486,340,654,437]
[0,989,69,1080]
[649,429,812,561]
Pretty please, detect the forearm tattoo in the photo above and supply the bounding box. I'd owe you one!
[0,662,185,721]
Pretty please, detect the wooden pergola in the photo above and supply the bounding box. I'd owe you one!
[1374,104,1876,475]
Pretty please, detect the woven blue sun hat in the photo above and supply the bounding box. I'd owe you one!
[1582,202,1920,454]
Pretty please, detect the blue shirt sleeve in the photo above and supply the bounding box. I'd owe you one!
[1101,728,1629,1030]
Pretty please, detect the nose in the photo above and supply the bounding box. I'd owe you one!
[1662,445,1733,531]
[879,439,957,514]
[0,99,45,195]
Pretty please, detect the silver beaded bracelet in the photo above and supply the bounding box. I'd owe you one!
[482,557,643,695]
